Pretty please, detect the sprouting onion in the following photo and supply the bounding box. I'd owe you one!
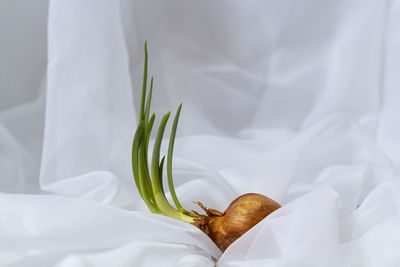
[132,42,281,252]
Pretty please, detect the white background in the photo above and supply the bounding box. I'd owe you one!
[1,0,400,266]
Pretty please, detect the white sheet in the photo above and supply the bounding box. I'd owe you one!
[1,0,400,266]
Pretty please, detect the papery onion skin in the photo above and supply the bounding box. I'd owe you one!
[198,193,281,252]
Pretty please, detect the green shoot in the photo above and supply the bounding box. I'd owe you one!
[167,103,194,216]
[139,41,148,121]
[131,41,196,224]
[131,121,143,197]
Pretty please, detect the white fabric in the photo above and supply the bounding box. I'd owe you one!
[1,0,400,266]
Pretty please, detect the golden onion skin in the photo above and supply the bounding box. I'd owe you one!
[204,193,281,252]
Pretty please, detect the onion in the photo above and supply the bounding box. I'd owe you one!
[195,193,281,251]
[132,42,281,252]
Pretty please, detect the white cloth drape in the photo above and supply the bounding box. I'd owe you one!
[1,0,400,266]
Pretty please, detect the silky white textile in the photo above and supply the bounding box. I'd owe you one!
[1,0,400,266]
